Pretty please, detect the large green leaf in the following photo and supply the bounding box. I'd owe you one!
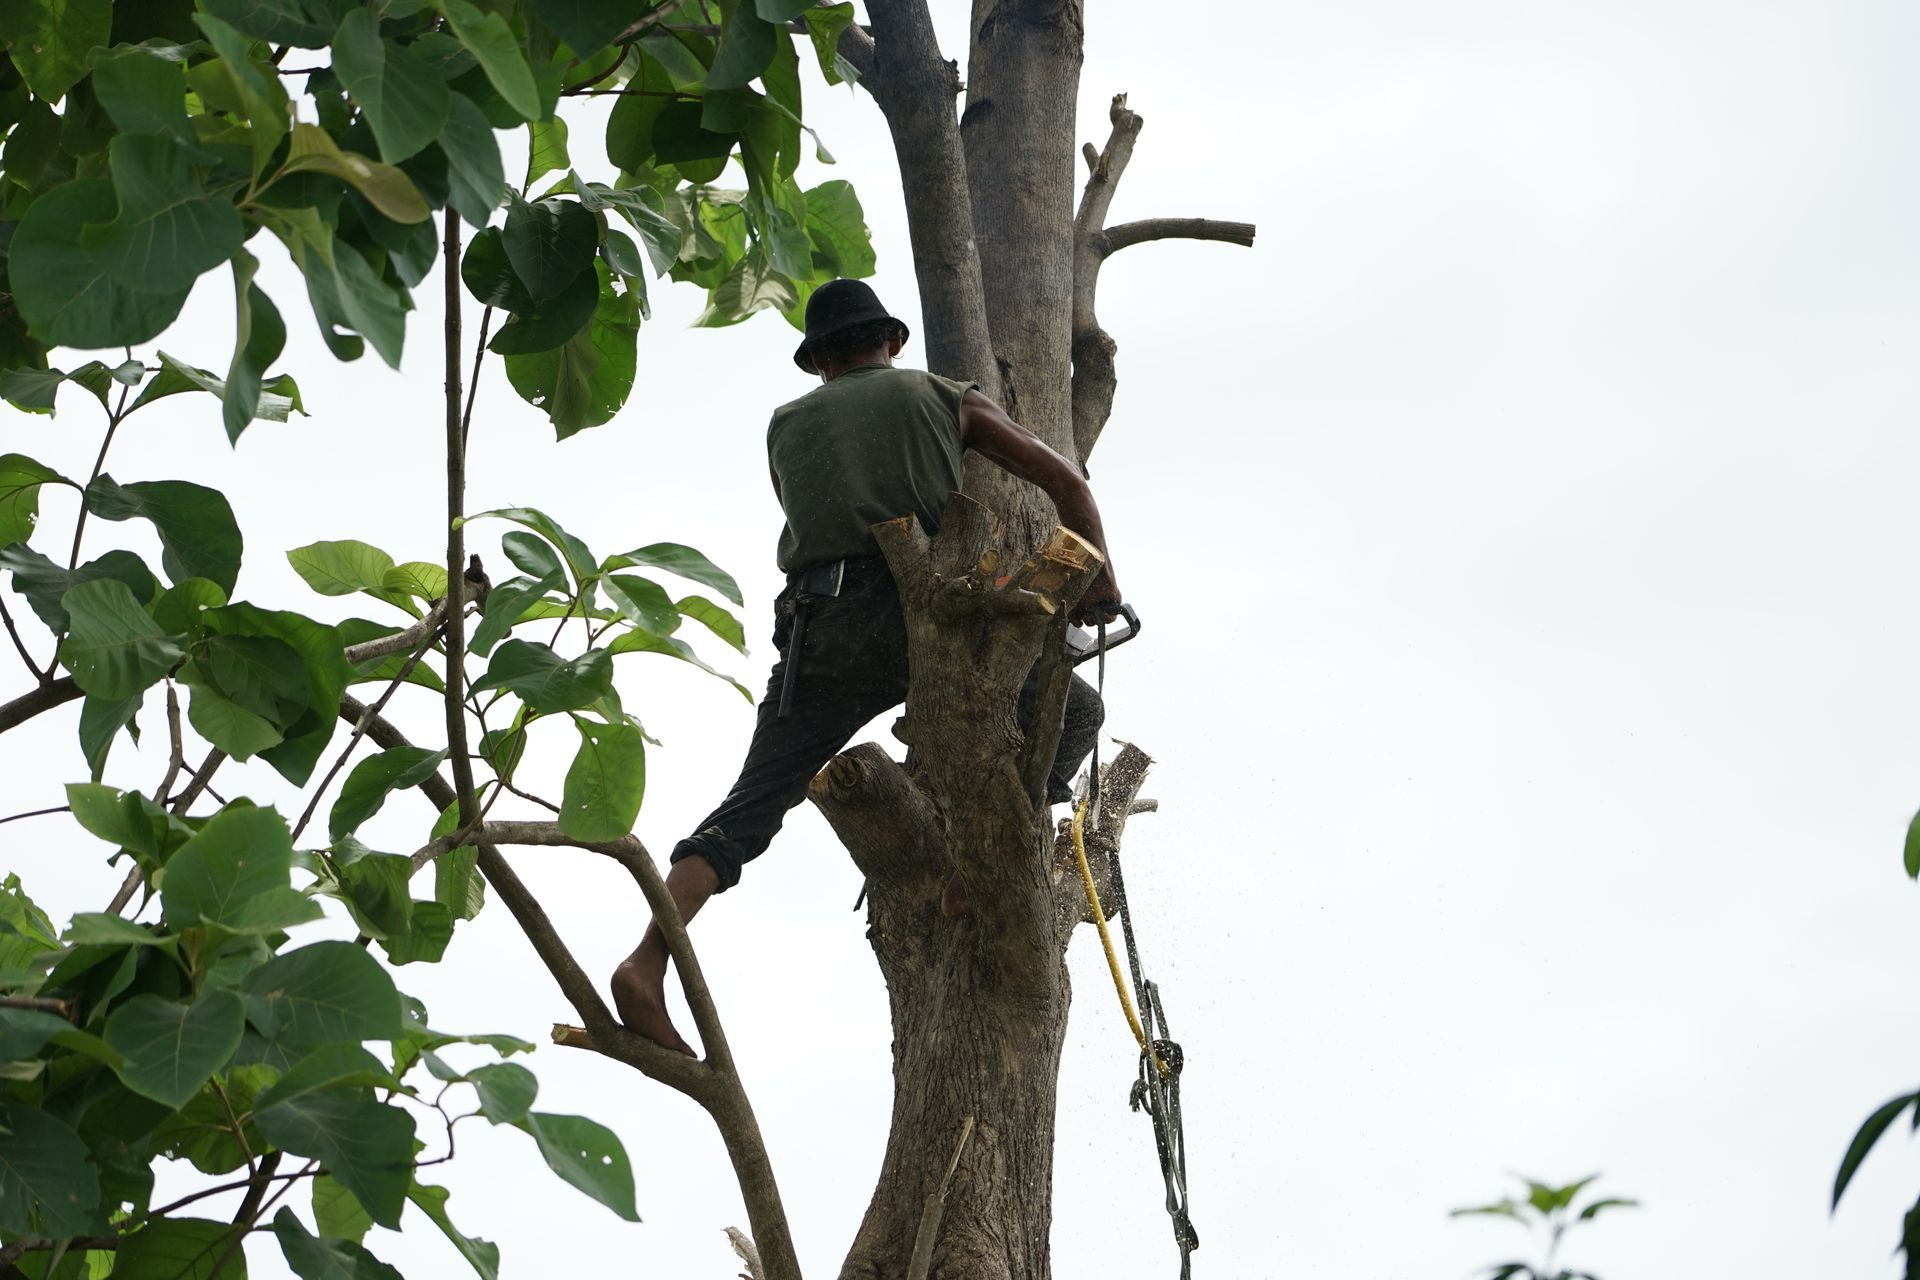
[676,594,746,653]
[336,853,416,941]
[706,5,776,90]
[468,1061,537,1124]
[289,540,397,597]
[59,578,183,700]
[515,1111,640,1221]
[0,453,67,550]
[281,124,431,224]
[199,0,332,46]
[1836,1091,1919,1208]
[88,44,196,146]
[2,544,157,633]
[602,573,678,636]
[127,351,302,427]
[79,690,144,779]
[64,781,167,859]
[801,2,857,84]
[528,0,633,57]
[105,990,246,1108]
[113,1216,245,1280]
[272,1206,403,1280]
[524,116,570,189]
[223,253,296,443]
[486,267,599,355]
[609,541,743,605]
[804,178,874,278]
[313,1175,373,1243]
[9,179,191,349]
[694,253,798,327]
[407,1181,500,1280]
[257,1080,413,1228]
[331,747,449,841]
[181,663,285,760]
[473,640,614,713]
[6,0,112,100]
[161,804,320,935]
[380,899,452,965]
[560,720,645,842]
[253,1045,395,1113]
[461,508,597,596]
[203,603,352,787]
[195,632,311,725]
[501,196,597,304]
[87,134,247,294]
[468,569,564,656]
[434,843,484,920]
[333,9,451,162]
[240,940,403,1049]
[286,221,412,369]
[193,12,293,177]
[502,270,641,438]
[0,1102,103,1236]
[609,628,752,701]
[438,0,539,121]
[440,92,506,228]
[84,475,243,595]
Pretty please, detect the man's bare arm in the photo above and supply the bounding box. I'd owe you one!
[957,388,1122,622]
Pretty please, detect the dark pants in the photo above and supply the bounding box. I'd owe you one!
[671,561,1105,891]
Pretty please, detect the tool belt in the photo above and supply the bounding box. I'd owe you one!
[774,556,890,716]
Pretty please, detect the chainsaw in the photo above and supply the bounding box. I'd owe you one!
[1065,603,1141,666]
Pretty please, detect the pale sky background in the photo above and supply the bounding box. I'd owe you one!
[7,1,1920,1276]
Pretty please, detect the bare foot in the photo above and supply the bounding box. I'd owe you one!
[941,871,972,919]
[610,955,696,1057]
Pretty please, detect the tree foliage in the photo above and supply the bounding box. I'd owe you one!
[0,1,871,1274]
[1449,1175,1637,1280]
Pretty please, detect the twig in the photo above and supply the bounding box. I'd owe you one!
[0,1237,119,1266]
[0,804,68,825]
[0,994,71,1016]
[230,1151,283,1227]
[460,308,493,457]
[0,591,41,678]
[0,675,81,734]
[342,598,449,666]
[906,1115,976,1280]
[141,1157,313,1223]
[169,748,228,815]
[206,1159,313,1280]
[441,211,483,838]
[153,683,186,805]
[1096,217,1258,256]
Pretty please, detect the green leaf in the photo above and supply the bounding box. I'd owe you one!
[283,219,411,369]
[500,529,569,582]
[468,1061,537,1124]
[407,1180,500,1280]
[501,196,597,304]
[515,1111,640,1221]
[1904,808,1920,879]
[223,253,293,443]
[84,474,243,595]
[332,747,450,841]
[87,44,195,146]
[560,719,645,842]
[241,940,403,1048]
[473,640,614,713]
[64,781,166,858]
[487,267,599,355]
[87,134,246,294]
[59,578,183,700]
[694,253,798,327]
[804,179,874,278]
[603,573,678,637]
[181,664,284,760]
[801,3,857,84]
[7,0,112,100]
[438,0,540,121]
[1576,1197,1638,1220]
[2,544,158,633]
[0,1007,82,1059]
[435,843,484,920]
[333,9,452,163]
[462,510,598,604]
[381,899,452,965]
[105,990,246,1108]
[161,804,320,934]
[0,1101,103,1236]
[609,628,752,700]
[196,632,311,725]
[204,604,350,787]
[313,1176,373,1244]
[254,1045,395,1113]
[440,92,506,227]
[528,0,631,57]
[129,352,301,426]
[272,1203,405,1277]
[1836,1091,1919,1207]
[676,594,746,652]
[194,12,293,178]
[469,569,564,656]
[756,0,817,18]
[290,540,398,597]
[281,124,432,224]
[114,1216,245,1279]
[460,225,535,310]
[337,854,416,940]
[78,691,144,779]
[525,116,571,192]
[382,561,448,604]
[64,913,170,947]
[503,269,641,438]
[199,0,332,46]
[609,541,743,605]
[706,5,776,90]
[0,453,65,547]
[9,179,192,349]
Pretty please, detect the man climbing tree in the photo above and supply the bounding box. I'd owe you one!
[611,277,1123,1056]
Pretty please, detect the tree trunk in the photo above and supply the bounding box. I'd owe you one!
[812,3,1252,1276]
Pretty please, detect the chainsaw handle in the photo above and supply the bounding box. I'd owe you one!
[1067,603,1141,665]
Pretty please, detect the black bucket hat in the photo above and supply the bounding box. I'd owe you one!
[793,278,909,373]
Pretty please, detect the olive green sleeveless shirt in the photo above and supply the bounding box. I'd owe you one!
[767,364,974,574]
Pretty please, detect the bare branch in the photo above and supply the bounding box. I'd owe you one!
[906,1115,975,1280]
[0,675,80,734]
[153,683,186,807]
[0,591,41,679]
[1097,217,1258,256]
[169,748,228,815]
[807,743,945,886]
[342,598,448,666]
[0,994,71,1016]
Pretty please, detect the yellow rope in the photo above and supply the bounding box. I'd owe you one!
[1071,797,1169,1079]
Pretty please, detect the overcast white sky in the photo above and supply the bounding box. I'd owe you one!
[8,1,1920,1276]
